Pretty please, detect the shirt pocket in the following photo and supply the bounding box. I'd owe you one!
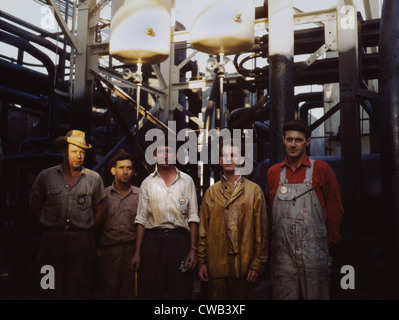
[46,189,63,207]
[73,192,93,211]
[178,196,189,215]
[43,189,63,223]
[125,208,138,225]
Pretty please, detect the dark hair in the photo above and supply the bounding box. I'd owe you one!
[219,137,244,157]
[107,149,137,173]
[283,119,311,139]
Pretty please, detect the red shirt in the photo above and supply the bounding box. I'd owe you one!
[267,155,344,244]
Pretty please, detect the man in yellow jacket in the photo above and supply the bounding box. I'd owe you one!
[197,139,269,299]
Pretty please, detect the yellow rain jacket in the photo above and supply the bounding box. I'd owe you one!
[198,177,269,279]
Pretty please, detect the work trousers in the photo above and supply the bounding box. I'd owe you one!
[138,228,193,300]
[37,229,95,300]
[97,243,136,300]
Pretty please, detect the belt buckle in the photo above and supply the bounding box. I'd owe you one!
[65,225,70,231]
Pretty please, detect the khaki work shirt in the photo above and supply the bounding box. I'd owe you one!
[31,164,106,229]
[198,177,269,279]
[97,182,140,247]
[134,167,199,230]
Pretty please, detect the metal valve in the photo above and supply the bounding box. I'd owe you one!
[122,68,143,84]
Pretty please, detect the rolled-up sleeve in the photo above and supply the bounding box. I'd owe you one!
[134,180,149,227]
[186,176,200,224]
[93,173,106,205]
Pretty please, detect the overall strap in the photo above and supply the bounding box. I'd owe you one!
[279,165,288,185]
[304,159,315,185]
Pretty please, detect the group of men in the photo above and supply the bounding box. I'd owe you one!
[29,118,344,300]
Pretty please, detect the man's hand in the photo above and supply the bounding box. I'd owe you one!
[129,252,140,272]
[198,264,209,282]
[185,248,198,271]
[246,269,259,283]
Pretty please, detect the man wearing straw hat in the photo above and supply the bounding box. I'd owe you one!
[96,149,140,300]
[29,129,107,299]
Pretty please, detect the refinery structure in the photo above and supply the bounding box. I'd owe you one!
[1,0,397,299]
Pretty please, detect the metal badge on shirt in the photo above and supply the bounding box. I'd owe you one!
[78,195,86,205]
[78,186,87,205]
[179,197,189,215]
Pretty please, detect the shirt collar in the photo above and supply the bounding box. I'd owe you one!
[281,154,311,169]
[110,181,138,195]
[56,163,87,175]
[222,174,243,188]
[151,165,180,179]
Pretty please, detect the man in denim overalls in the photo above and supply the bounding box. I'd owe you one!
[267,119,344,300]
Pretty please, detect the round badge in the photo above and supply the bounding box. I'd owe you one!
[78,196,86,204]
[179,197,186,205]
[280,186,288,194]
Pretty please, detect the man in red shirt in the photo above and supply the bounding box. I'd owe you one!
[267,119,344,300]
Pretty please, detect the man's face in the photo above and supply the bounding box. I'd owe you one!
[219,145,243,174]
[283,130,310,160]
[65,144,85,170]
[112,159,134,185]
[154,146,176,167]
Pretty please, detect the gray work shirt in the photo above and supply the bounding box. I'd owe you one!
[31,164,106,229]
[96,182,140,247]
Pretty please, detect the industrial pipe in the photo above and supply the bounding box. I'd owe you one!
[377,0,399,299]
[268,0,295,164]
[0,31,55,93]
[0,59,50,96]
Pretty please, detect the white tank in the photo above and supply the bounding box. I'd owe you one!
[110,0,171,65]
[111,0,125,17]
[190,0,255,55]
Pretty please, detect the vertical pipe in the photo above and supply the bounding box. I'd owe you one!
[378,0,399,298]
[337,0,363,236]
[267,0,295,165]
[71,0,91,133]
[336,2,365,299]
[218,52,225,130]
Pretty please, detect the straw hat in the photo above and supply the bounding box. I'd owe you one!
[55,130,92,150]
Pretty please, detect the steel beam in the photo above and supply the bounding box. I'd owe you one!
[45,0,81,53]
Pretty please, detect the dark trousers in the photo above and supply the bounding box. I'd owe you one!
[97,243,136,300]
[138,228,193,300]
[37,230,95,300]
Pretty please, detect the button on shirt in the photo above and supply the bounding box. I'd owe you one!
[97,183,140,248]
[134,167,200,230]
[31,164,106,229]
